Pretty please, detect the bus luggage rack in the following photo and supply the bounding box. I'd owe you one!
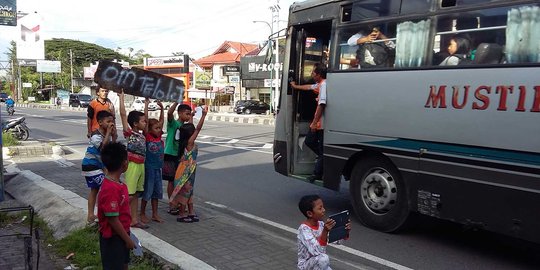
[0,205,36,270]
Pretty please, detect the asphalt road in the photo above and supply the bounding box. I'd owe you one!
[8,106,540,270]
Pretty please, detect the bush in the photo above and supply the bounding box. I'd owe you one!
[2,132,20,146]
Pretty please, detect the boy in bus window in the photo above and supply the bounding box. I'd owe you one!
[290,63,327,182]
[348,26,396,68]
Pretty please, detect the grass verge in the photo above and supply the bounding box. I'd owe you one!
[1,211,167,269]
[2,132,20,146]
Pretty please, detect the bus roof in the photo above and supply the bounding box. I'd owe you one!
[289,0,341,25]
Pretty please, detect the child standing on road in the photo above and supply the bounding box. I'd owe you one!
[81,110,117,224]
[163,102,193,214]
[119,91,149,229]
[297,194,351,270]
[140,99,165,223]
[97,142,135,270]
[170,105,208,223]
[87,83,115,138]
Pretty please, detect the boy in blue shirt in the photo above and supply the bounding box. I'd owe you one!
[81,110,117,224]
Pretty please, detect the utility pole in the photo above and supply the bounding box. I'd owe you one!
[270,0,281,114]
[70,49,74,93]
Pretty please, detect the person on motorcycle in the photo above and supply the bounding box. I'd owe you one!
[5,96,15,114]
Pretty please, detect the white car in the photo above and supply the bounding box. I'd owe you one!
[131,98,158,111]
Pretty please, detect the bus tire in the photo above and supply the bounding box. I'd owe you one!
[350,157,409,232]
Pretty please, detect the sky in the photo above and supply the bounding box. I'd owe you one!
[0,0,299,61]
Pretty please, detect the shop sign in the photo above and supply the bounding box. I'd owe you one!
[145,56,185,67]
[223,65,240,75]
[0,1,16,26]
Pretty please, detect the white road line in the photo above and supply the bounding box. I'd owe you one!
[226,139,239,143]
[204,201,413,270]
[197,141,272,154]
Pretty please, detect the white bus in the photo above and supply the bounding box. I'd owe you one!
[273,0,540,243]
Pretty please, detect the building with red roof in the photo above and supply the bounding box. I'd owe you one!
[194,41,259,107]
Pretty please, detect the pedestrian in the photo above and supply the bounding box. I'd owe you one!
[290,63,327,182]
[140,98,165,224]
[170,105,208,223]
[163,102,193,215]
[119,90,149,229]
[81,110,117,225]
[97,142,135,270]
[297,194,351,270]
[87,83,115,138]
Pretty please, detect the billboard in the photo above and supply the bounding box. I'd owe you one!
[0,0,16,26]
[36,60,61,73]
[17,12,45,60]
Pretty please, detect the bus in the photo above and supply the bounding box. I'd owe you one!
[273,0,540,243]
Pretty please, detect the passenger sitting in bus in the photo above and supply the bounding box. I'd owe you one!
[347,26,396,68]
[439,35,472,66]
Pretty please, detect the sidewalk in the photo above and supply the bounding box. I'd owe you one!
[2,143,372,270]
[15,103,275,126]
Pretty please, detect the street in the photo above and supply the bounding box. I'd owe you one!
[6,106,540,270]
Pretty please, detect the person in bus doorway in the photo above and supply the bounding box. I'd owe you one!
[290,63,327,183]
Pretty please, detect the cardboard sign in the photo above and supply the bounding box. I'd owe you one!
[94,60,185,102]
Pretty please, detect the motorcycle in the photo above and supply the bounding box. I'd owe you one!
[7,105,14,116]
[2,116,30,141]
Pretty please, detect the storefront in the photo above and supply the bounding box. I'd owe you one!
[240,55,282,106]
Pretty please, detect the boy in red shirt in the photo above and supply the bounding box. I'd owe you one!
[98,142,135,269]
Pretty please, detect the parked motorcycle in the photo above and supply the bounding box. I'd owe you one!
[2,116,30,141]
[7,105,14,116]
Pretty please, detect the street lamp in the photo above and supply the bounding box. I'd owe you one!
[253,20,275,113]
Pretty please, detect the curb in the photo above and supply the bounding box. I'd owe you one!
[15,103,275,126]
[3,169,215,270]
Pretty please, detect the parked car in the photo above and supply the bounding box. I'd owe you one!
[0,92,8,102]
[131,98,158,111]
[69,93,92,108]
[234,100,270,114]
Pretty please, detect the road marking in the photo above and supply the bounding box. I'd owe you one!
[226,139,239,144]
[204,201,413,270]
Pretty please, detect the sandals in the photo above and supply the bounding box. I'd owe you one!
[188,215,200,222]
[167,208,180,215]
[131,222,150,229]
[176,216,193,223]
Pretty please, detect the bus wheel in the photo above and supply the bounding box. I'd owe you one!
[350,157,409,232]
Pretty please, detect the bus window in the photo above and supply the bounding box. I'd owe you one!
[400,0,431,14]
[336,23,397,70]
[433,4,539,66]
[351,0,400,20]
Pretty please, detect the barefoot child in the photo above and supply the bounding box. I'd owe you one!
[170,105,208,223]
[140,98,165,223]
[81,110,117,224]
[163,102,193,215]
[119,91,149,229]
[98,142,135,270]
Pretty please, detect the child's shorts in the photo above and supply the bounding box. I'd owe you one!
[125,162,145,195]
[99,234,130,269]
[141,168,163,201]
[82,169,105,189]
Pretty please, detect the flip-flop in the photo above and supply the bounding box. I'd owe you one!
[131,222,150,229]
[176,216,193,223]
[188,215,199,222]
[167,208,180,215]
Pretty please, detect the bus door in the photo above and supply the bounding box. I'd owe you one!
[287,21,332,178]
